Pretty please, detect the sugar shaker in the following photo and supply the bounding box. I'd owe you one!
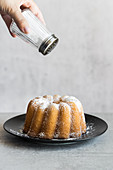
[10,9,58,55]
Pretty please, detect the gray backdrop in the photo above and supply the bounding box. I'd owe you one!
[0,0,113,113]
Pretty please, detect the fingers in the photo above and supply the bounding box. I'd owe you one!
[10,9,30,34]
[22,1,46,25]
[1,0,45,37]
[1,14,16,37]
[30,3,46,25]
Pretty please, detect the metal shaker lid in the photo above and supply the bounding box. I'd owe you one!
[39,34,59,55]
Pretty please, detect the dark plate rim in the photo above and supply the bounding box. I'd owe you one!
[3,113,108,144]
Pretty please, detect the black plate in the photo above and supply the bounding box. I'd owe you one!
[3,113,108,145]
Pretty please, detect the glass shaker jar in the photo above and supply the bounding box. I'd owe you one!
[10,9,58,55]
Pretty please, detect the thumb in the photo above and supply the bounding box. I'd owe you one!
[10,9,30,34]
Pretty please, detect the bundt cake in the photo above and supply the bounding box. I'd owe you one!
[23,95,86,139]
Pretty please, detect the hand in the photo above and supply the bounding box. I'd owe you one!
[0,0,45,37]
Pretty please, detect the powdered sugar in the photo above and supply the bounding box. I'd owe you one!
[53,95,61,103]
[60,102,71,112]
[50,103,59,110]
[63,96,82,112]
[39,101,50,110]
[43,95,53,103]
[31,95,83,113]
[61,95,69,102]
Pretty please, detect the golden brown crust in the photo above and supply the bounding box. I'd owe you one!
[67,101,81,137]
[57,103,71,139]
[23,100,36,133]
[27,106,45,137]
[39,104,59,139]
